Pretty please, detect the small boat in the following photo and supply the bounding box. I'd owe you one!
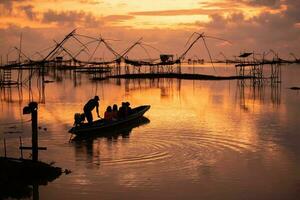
[69,105,150,136]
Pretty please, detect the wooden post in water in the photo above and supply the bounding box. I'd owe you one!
[22,102,46,162]
[4,138,7,157]
[19,136,23,159]
[32,106,38,162]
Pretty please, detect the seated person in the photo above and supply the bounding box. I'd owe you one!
[118,102,126,119]
[112,104,118,120]
[125,102,132,116]
[104,106,113,121]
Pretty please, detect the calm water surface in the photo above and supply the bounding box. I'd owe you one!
[0,64,300,200]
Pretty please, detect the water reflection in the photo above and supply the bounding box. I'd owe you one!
[1,66,300,200]
[1,182,43,200]
[122,78,181,99]
[236,78,281,112]
[0,182,33,199]
[0,86,23,103]
[72,116,150,166]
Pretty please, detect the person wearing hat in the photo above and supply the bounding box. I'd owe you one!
[83,96,100,124]
[125,102,132,115]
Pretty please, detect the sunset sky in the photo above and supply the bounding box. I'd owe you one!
[0,0,299,61]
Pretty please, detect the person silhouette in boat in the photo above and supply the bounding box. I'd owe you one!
[118,102,132,119]
[125,102,132,116]
[112,104,118,120]
[118,102,126,119]
[104,106,113,121]
[84,96,100,124]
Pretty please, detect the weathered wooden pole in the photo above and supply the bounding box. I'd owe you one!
[19,136,23,159]
[4,138,7,157]
[31,103,38,161]
[23,102,39,161]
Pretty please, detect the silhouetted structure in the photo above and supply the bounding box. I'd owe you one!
[0,102,63,199]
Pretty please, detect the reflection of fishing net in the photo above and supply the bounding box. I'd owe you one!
[74,113,85,126]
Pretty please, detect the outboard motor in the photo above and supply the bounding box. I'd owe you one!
[74,113,85,126]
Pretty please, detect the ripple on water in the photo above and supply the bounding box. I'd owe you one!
[95,128,259,177]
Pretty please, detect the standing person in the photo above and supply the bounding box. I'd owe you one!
[83,96,100,124]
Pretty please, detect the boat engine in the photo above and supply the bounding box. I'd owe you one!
[74,113,85,126]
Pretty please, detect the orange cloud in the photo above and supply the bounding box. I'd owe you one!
[42,10,101,27]
[79,0,102,5]
[130,8,229,16]
[0,0,299,60]
[102,15,135,23]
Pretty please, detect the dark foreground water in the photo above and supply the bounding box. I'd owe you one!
[0,64,300,200]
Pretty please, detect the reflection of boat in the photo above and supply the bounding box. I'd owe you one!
[69,105,150,136]
[73,116,150,141]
